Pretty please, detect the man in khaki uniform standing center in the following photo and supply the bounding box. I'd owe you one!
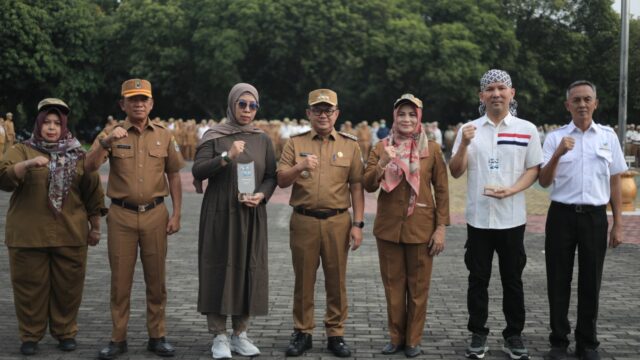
[84,79,184,359]
[277,89,364,358]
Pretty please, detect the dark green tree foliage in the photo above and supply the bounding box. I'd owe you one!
[0,0,104,130]
[0,0,636,136]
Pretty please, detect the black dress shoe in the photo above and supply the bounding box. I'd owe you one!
[327,336,351,358]
[382,342,404,354]
[58,338,77,351]
[20,341,38,356]
[98,341,128,360]
[404,345,423,358]
[147,337,175,357]
[286,331,312,357]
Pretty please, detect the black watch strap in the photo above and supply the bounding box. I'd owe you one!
[352,221,364,228]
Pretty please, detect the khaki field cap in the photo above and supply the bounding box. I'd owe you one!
[308,88,338,106]
[121,78,152,98]
[394,93,423,109]
[38,98,70,114]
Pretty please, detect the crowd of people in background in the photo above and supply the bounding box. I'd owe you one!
[85,114,640,167]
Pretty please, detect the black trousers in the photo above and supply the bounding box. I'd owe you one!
[545,202,608,351]
[465,224,527,339]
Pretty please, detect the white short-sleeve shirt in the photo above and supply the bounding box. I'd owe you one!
[542,121,627,206]
[452,114,543,229]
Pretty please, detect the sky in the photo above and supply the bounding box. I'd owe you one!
[612,0,640,17]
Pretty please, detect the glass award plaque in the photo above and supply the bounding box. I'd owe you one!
[237,161,256,201]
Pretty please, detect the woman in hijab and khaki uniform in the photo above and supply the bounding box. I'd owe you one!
[0,98,105,356]
[364,94,449,358]
[192,83,277,359]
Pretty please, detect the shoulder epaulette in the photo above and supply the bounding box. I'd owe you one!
[154,122,167,129]
[338,131,358,141]
[291,130,311,137]
[548,124,568,134]
[597,123,616,133]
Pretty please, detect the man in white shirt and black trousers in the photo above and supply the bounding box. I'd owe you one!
[539,80,626,360]
[450,69,543,360]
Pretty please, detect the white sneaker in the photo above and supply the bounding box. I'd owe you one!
[230,331,260,356]
[211,334,232,359]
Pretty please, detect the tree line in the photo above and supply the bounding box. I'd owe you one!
[1,0,639,138]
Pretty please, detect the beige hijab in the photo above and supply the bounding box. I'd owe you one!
[194,83,263,193]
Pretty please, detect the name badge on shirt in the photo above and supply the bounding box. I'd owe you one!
[116,144,132,149]
[488,157,500,171]
[599,141,610,152]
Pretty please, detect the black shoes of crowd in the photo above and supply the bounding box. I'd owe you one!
[147,337,176,357]
[382,342,404,354]
[381,342,422,358]
[98,340,127,359]
[286,331,312,356]
[326,336,352,357]
[20,341,37,355]
[97,337,175,359]
[59,338,77,351]
[19,338,77,356]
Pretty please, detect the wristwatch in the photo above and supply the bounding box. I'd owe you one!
[352,221,365,228]
[221,151,232,163]
[98,137,111,150]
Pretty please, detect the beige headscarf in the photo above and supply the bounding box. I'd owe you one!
[194,83,264,193]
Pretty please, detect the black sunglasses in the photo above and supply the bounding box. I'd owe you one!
[237,100,259,111]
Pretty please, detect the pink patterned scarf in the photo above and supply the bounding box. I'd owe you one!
[380,106,429,216]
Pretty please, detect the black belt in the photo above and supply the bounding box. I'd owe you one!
[111,197,164,213]
[552,201,606,214]
[294,206,348,219]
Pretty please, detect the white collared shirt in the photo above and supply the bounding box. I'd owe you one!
[542,120,627,205]
[452,114,543,229]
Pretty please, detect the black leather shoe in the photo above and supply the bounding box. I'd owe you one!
[404,345,423,358]
[98,341,128,360]
[544,346,568,360]
[58,338,77,351]
[381,342,404,354]
[147,337,175,357]
[576,348,601,360]
[20,341,38,356]
[286,331,312,357]
[327,336,351,358]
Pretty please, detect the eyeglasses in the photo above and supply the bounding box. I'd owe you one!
[310,108,337,116]
[237,100,259,111]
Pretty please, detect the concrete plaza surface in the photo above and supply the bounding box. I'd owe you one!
[0,165,639,360]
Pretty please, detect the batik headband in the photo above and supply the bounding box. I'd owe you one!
[478,69,517,116]
[480,69,512,91]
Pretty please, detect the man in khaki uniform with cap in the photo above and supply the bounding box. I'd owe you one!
[84,79,184,359]
[277,89,365,358]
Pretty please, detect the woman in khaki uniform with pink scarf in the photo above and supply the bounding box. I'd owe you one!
[364,94,449,358]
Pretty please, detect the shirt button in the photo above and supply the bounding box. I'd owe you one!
[139,164,143,168]
[139,178,143,182]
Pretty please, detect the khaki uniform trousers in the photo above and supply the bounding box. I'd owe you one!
[8,246,88,342]
[290,211,351,337]
[107,202,169,341]
[376,239,433,347]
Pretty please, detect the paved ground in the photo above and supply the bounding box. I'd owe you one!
[0,164,639,360]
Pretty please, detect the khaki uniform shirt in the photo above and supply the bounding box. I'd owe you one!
[364,141,450,244]
[0,144,106,247]
[93,119,184,204]
[278,128,363,210]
